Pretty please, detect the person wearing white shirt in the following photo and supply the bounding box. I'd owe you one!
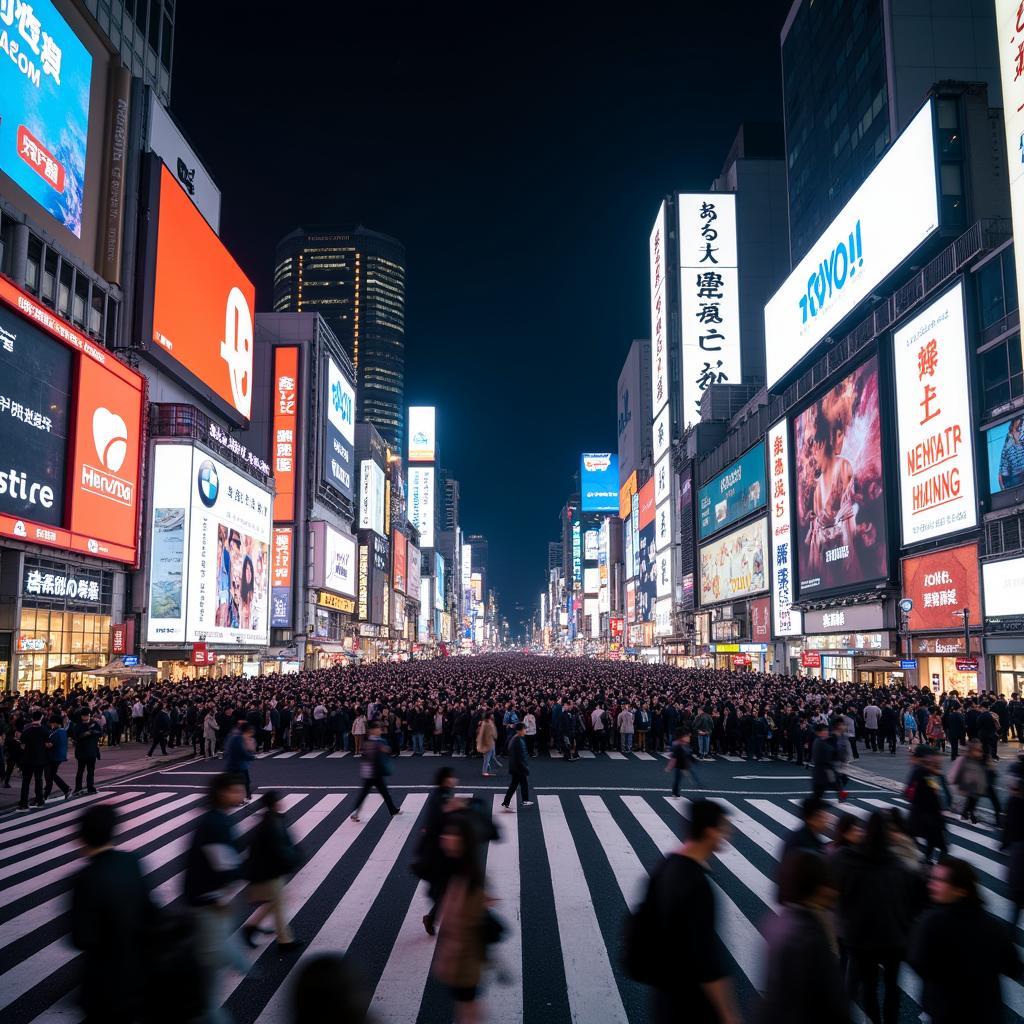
[863,702,881,752]
[523,712,537,757]
[591,706,607,753]
[617,706,635,753]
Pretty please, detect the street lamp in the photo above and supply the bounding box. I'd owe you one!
[961,607,971,660]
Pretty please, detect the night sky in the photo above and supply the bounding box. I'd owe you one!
[172,2,792,635]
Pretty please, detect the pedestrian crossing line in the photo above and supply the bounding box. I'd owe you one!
[620,795,768,994]
[888,794,999,832]
[275,751,300,759]
[859,797,1004,852]
[299,751,322,759]
[537,795,628,1024]
[579,794,648,912]
[714,800,789,863]
[255,750,275,758]
[657,752,672,759]
[746,799,803,832]
[326,751,349,758]
[0,790,143,849]
[632,752,656,761]
[485,795,522,1024]
[607,752,627,761]
[253,793,428,1024]
[0,789,133,835]
[401,750,415,757]
[579,750,595,759]
[721,755,745,762]
[0,792,201,882]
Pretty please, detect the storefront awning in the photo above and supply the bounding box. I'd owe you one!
[89,658,158,678]
[854,658,904,672]
[310,643,350,654]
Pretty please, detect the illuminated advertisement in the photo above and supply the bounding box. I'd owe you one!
[626,580,636,623]
[0,0,92,237]
[407,543,422,603]
[147,164,256,422]
[698,441,766,541]
[652,404,671,465]
[986,417,1024,495]
[656,500,672,552]
[699,518,768,605]
[619,471,638,521]
[408,406,436,463]
[623,514,633,581]
[272,347,299,522]
[767,420,802,637]
[435,552,445,610]
[584,567,600,594]
[655,597,672,636]
[654,454,671,507]
[309,521,356,598]
[902,543,981,631]
[650,201,669,416]
[418,576,431,636]
[584,529,599,561]
[571,514,582,589]
[324,356,355,501]
[359,459,386,536]
[0,278,143,564]
[794,357,889,596]
[393,530,408,594]
[997,0,1024,343]
[656,547,672,598]
[636,521,657,621]
[764,101,939,389]
[638,478,655,529]
[893,282,977,544]
[678,193,741,425]
[408,466,435,548]
[581,452,619,511]
[270,527,293,628]
[631,490,640,577]
[983,556,1024,618]
[147,445,272,645]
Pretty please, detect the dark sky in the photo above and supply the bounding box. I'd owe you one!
[171,2,792,635]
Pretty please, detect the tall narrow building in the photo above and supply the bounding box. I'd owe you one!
[273,226,407,450]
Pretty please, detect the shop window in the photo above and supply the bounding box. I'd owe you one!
[42,248,58,307]
[57,260,72,317]
[981,336,1024,414]
[25,234,42,294]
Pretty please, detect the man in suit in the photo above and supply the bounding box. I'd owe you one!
[501,722,532,811]
[17,709,48,810]
[73,711,103,795]
[147,701,171,757]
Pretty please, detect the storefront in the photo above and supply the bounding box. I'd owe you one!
[907,636,984,694]
[982,556,1024,695]
[150,648,265,683]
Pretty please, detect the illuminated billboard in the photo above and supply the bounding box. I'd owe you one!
[767,420,802,637]
[581,453,618,511]
[699,518,768,605]
[272,347,299,522]
[650,202,669,416]
[324,356,355,501]
[393,530,408,594]
[983,556,1024,618]
[309,520,357,598]
[0,0,92,238]
[764,101,939,389]
[358,459,386,536]
[985,417,1024,495]
[902,544,981,631]
[636,521,657,621]
[408,406,436,463]
[147,445,272,645]
[893,282,977,544]
[408,466,435,548]
[697,441,766,541]
[270,527,293,628]
[407,542,422,602]
[794,357,889,596]
[0,278,143,564]
[997,0,1024,354]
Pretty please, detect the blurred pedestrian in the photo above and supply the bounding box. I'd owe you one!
[666,729,701,796]
[43,713,71,802]
[414,767,460,936]
[477,712,499,777]
[350,722,400,821]
[781,797,829,861]
[501,722,532,812]
[905,745,946,863]
[225,721,257,801]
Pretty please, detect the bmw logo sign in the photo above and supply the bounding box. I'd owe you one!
[197,459,220,508]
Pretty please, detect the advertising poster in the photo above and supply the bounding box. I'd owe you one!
[794,357,889,595]
[656,500,672,552]
[997,0,1024,329]
[147,445,193,642]
[359,459,385,535]
[636,521,657,621]
[408,406,436,463]
[0,0,92,238]
[393,530,408,594]
[698,441,766,541]
[750,596,771,641]
[986,417,1024,495]
[626,580,636,624]
[767,419,802,637]
[408,466,435,548]
[893,282,977,543]
[270,527,293,628]
[324,356,355,501]
[311,521,356,598]
[638,477,655,530]
[619,471,638,521]
[584,567,600,594]
[699,518,768,605]
[901,543,980,631]
[650,201,669,416]
[581,453,619,511]
[272,347,299,521]
[983,556,1024,618]
[407,543,422,604]
[584,529,599,561]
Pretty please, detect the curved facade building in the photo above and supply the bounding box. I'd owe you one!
[273,226,406,450]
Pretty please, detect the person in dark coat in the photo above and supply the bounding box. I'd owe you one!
[224,721,257,801]
[759,850,851,1024]
[43,713,71,801]
[879,703,899,755]
[147,701,170,756]
[906,746,947,862]
[16,709,48,810]
[350,722,400,821]
[414,767,459,936]
[976,705,999,762]
[242,790,302,950]
[70,804,155,1023]
[72,711,102,796]
[945,703,966,760]
[908,856,1021,1023]
[781,797,829,863]
[810,723,840,800]
[501,722,532,811]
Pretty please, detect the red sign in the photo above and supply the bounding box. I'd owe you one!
[750,597,771,641]
[272,527,293,588]
[801,651,822,668]
[901,543,981,632]
[610,617,624,640]
[191,643,216,666]
[272,347,299,521]
[732,653,751,667]
[111,623,128,655]
[17,125,66,193]
[392,530,408,594]
[638,478,656,530]
[955,657,979,672]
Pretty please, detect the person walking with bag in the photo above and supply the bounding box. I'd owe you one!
[350,722,401,822]
[501,723,533,812]
[414,767,460,936]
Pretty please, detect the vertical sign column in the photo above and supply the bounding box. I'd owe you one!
[767,419,802,639]
[271,347,299,628]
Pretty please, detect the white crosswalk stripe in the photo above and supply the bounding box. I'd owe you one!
[1,787,1021,1024]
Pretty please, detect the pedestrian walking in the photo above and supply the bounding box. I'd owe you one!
[43,713,71,801]
[905,745,947,863]
[414,767,460,936]
[666,729,700,796]
[863,699,881,752]
[72,710,102,797]
[16,709,48,810]
[617,705,635,753]
[501,722,533,812]
[781,796,830,860]
[350,722,401,821]
[203,707,219,758]
[945,703,966,760]
[477,712,499,777]
[242,790,303,951]
[225,721,257,801]
[810,722,843,801]
[147,701,171,757]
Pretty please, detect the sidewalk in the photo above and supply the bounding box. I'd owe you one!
[0,740,195,813]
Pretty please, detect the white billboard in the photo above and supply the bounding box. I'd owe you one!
[655,499,673,552]
[983,556,1024,617]
[327,358,356,445]
[767,420,802,637]
[408,466,435,548]
[655,597,673,636]
[654,454,671,506]
[650,201,669,417]
[764,100,939,389]
[893,281,977,545]
[678,193,741,425]
[655,548,672,598]
[652,403,671,465]
[358,459,386,535]
[584,567,601,594]
[408,406,436,463]
[147,444,272,645]
[321,523,357,597]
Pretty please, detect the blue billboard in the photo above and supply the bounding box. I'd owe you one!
[581,452,619,512]
[986,417,1024,495]
[0,1,92,238]
[697,441,766,541]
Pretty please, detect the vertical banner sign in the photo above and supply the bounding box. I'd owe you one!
[998,0,1024,366]
[893,281,977,544]
[678,194,741,425]
[98,67,132,285]
[271,526,293,628]
[272,347,299,522]
[650,202,669,418]
[767,419,802,636]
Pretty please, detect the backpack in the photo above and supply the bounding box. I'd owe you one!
[622,858,669,984]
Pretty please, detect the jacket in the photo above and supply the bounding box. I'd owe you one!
[46,726,68,763]
[616,710,635,734]
[836,846,918,952]
[476,720,497,754]
[184,808,243,906]
[224,731,254,772]
[810,736,835,788]
[507,735,529,775]
[72,720,101,761]
[245,811,299,883]
[949,754,988,797]
[19,722,48,768]
[433,878,487,989]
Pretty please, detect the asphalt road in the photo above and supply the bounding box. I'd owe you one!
[0,747,1016,1024]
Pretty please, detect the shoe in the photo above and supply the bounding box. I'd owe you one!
[391,808,403,816]
[423,914,436,936]
[63,790,71,801]
[242,925,260,948]
[350,814,360,822]
[483,773,494,777]
[16,805,29,812]
[522,801,534,806]
[72,789,84,797]
[501,804,513,813]
[277,940,304,952]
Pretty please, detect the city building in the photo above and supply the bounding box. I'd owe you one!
[616,340,653,487]
[272,226,407,450]
[781,0,1000,263]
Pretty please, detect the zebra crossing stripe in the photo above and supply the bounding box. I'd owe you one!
[579,750,595,759]
[607,752,627,761]
[326,751,349,758]
[485,795,522,1024]
[274,751,299,759]
[0,789,135,835]
[632,752,656,761]
[253,793,428,1024]
[300,751,322,759]
[0,790,143,849]
[713,799,788,861]
[579,794,647,911]
[538,795,628,1024]
[859,797,1004,852]
[746,799,803,831]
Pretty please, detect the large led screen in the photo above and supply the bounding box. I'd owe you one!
[794,357,889,596]
[0,0,92,237]
[698,518,768,605]
[323,356,355,501]
[697,441,766,541]
[581,453,619,512]
[408,406,436,463]
[409,466,434,548]
[986,416,1024,495]
[310,520,356,598]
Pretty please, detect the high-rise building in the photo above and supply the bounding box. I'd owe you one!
[442,474,461,532]
[273,226,407,450]
[616,340,653,487]
[466,534,489,601]
[781,0,1000,263]
[548,541,564,575]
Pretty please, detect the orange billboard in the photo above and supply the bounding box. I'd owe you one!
[619,470,638,521]
[272,346,299,522]
[638,477,656,530]
[901,543,981,632]
[149,163,256,422]
[393,530,408,594]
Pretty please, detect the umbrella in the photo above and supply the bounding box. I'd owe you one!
[46,664,93,674]
[855,658,904,672]
[88,658,158,679]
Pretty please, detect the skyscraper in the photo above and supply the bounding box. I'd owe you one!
[273,226,407,449]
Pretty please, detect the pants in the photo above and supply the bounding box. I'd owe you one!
[75,758,97,793]
[239,769,252,800]
[636,730,647,752]
[847,949,902,1024]
[866,728,878,752]
[622,733,634,752]
[247,877,293,943]
[412,733,425,755]
[882,731,896,755]
[43,762,69,798]
[148,733,168,756]
[671,764,700,796]
[19,765,44,807]
[205,738,216,758]
[432,733,442,754]
[593,730,606,753]
[849,737,860,760]
[190,904,247,1024]
[352,776,398,815]
[697,734,710,758]
[132,718,144,742]
[354,734,363,755]
[525,735,535,757]
[949,738,961,760]
[502,771,529,806]
[482,748,500,775]
[454,735,465,756]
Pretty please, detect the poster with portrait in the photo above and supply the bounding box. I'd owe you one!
[698,518,768,606]
[794,357,889,595]
[986,417,1024,495]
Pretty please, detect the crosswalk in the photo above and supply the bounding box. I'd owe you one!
[250,747,733,762]
[0,784,1018,1024]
